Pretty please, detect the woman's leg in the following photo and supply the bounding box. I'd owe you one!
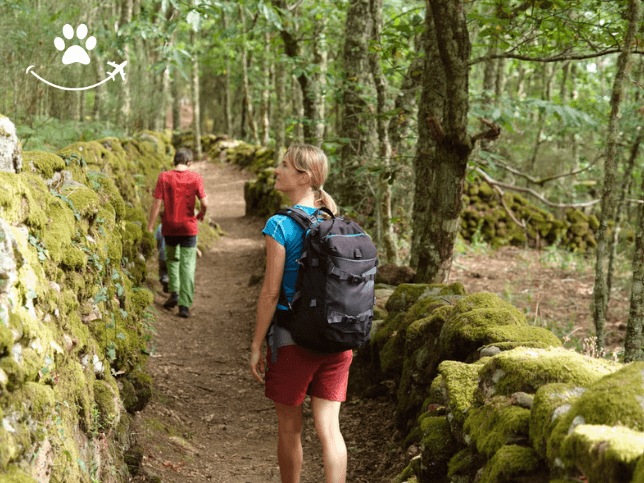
[311,397,346,483]
[274,402,303,483]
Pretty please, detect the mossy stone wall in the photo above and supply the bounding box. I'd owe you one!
[461,179,599,252]
[361,282,644,483]
[0,116,175,482]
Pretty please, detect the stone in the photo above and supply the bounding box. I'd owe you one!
[0,217,17,294]
[0,115,22,173]
[375,263,416,285]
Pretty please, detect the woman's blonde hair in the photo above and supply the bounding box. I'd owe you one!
[286,144,338,215]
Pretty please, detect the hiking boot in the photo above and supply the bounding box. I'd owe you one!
[163,292,178,309]
[162,281,169,293]
[178,306,189,318]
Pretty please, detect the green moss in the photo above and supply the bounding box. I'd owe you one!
[438,360,484,432]
[0,326,13,357]
[23,151,66,179]
[42,198,75,262]
[447,447,484,481]
[479,445,543,483]
[0,465,37,483]
[529,383,587,459]
[392,456,421,483]
[130,289,154,314]
[0,357,24,390]
[61,247,87,271]
[477,347,618,400]
[419,416,458,482]
[560,424,644,482]
[463,396,530,458]
[386,283,461,315]
[197,220,225,254]
[93,378,120,431]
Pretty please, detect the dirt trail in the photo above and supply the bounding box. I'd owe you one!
[132,161,403,483]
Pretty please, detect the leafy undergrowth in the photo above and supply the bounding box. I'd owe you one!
[450,241,632,359]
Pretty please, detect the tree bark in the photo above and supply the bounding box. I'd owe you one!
[172,70,181,131]
[191,29,202,158]
[222,9,233,137]
[271,0,325,146]
[607,130,641,315]
[411,0,472,283]
[261,30,271,146]
[593,0,642,351]
[239,4,259,144]
[369,0,398,264]
[337,0,376,208]
[624,171,644,362]
[120,0,133,133]
[274,49,286,164]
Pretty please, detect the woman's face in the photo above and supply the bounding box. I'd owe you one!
[275,154,307,193]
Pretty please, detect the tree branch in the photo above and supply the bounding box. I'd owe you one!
[471,117,501,143]
[475,167,644,207]
[485,154,602,187]
[469,49,644,67]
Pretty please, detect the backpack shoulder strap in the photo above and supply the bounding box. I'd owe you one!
[275,206,318,231]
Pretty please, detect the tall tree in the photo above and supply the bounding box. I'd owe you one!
[336,0,376,209]
[592,0,642,351]
[238,3,259,144]
[411,0,473,282]
[369,0,398,264]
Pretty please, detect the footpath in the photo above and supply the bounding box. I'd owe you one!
[132,161,402,483]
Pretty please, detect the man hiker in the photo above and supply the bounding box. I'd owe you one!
[147,147,208,318]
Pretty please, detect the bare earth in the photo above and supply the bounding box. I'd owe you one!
[131,160,628,483]
[131,161,405,483]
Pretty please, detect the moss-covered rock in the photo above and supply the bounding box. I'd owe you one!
[479,445,545,483]
[463,395,530,457]
[560,424,644,483]
[438,359,485,441]
[547,362,644,472]
[419,416,459,483]
[477,347,618,400]
[530,383,587,461]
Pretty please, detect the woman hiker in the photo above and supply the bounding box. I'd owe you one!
[250,145,352,483]
[147,147,207,318]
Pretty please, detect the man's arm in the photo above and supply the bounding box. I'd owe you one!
[147,198,163,232]
[196,195,208,221]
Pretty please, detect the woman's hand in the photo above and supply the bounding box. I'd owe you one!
[250,345,265,383]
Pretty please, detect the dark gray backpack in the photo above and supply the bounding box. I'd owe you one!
[274,206,379,353]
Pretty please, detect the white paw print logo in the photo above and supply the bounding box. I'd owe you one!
[54,24,96,65]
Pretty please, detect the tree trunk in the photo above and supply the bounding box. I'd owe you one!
[272,0,325,146]
[337,0,376,208]
[481,42,497,106]
[239,4,259,145]
[607,130,641,314]
[172,70,181,131]
[221,10,233,137]
[411,0,472,283]
[311,13,328,146]
[593,0,642,351]
[530,63,555,172]
[261,31,271,146]
[120,0,133,133]
[292,75,304,144]
[624,172,644,362]
[191,29,202,159]
[369,0,398,265]
[274,49,286,164]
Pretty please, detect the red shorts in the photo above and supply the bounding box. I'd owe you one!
[265,345,353,407]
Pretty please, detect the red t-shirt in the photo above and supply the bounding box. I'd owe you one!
[153,170,206,236]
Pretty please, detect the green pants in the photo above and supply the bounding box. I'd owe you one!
[165,243,197,308]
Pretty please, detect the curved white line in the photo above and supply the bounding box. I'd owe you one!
[27,69,114,91]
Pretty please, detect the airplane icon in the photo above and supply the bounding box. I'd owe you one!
[107,61,127,81]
